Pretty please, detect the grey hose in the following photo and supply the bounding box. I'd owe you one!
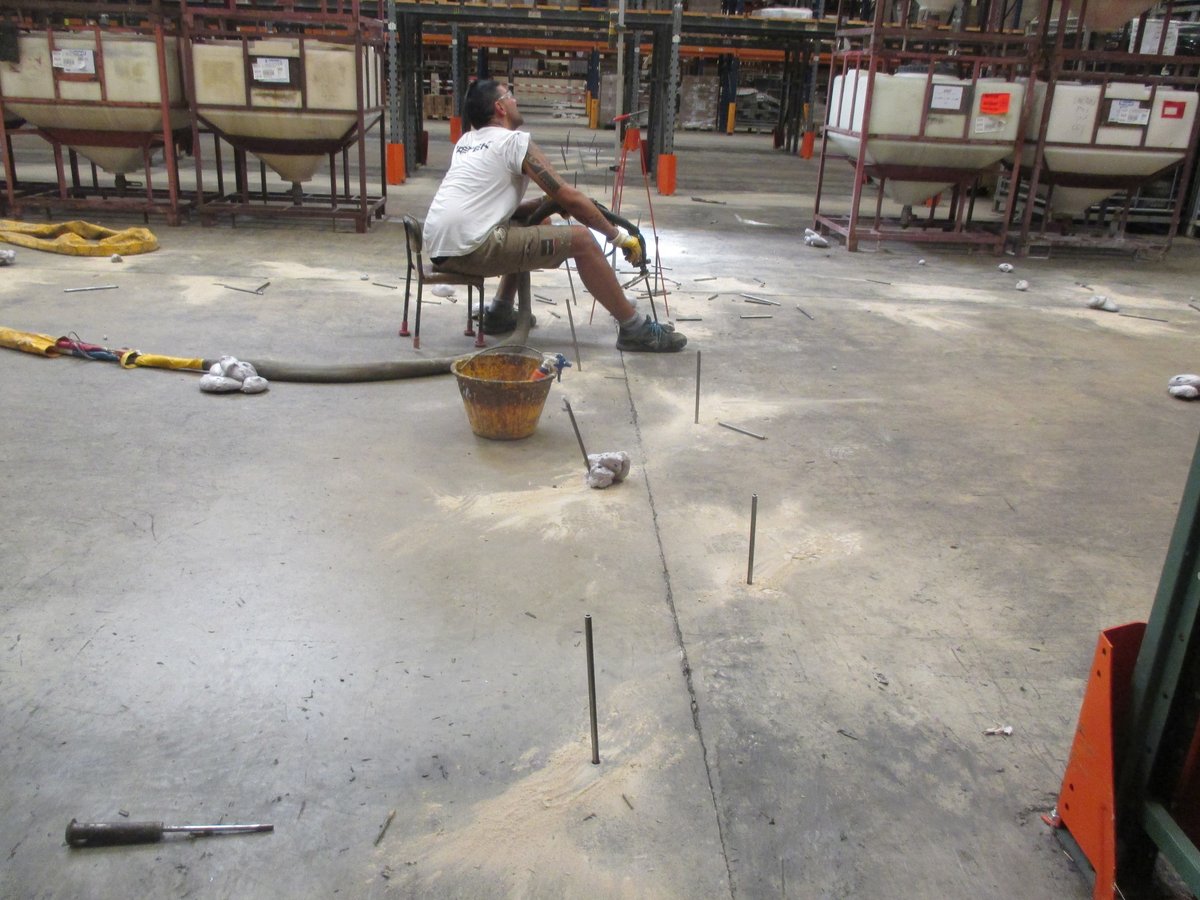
[232,275,534,384]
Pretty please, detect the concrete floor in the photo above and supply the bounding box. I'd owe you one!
[2,117,1200,899]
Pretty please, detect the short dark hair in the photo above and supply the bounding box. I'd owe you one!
[463,79,503,130]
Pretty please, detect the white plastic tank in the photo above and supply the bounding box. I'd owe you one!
[827,69,1025,205]
[191,37,379,185]
[914,0,957,16]
[0,31,187,175]
[1021,0,1159,31]
[1023,80,1198,215]
[1077,0,1159,32]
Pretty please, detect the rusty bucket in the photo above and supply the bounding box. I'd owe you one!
[452,345,553,440]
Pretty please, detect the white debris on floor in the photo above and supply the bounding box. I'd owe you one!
[199,356,269,394]
[586,451,631,489]
[1169,374,1200,400]
[1088,295,1119,312]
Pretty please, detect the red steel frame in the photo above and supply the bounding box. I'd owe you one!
[1008,0,1200,257]
[812,0,1034,252]
[0,9,189,225]
[181,0,387,233]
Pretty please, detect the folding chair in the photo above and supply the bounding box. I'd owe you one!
[400,215,487,350]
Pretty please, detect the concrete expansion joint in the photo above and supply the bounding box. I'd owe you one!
[622,366,736,899]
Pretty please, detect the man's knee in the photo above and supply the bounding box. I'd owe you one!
[568,224,602,257]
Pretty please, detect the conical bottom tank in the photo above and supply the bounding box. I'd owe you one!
[828,71,1024,207]
[0,30,187,176]
[191,38,378,185]
[1023,80,1197,216]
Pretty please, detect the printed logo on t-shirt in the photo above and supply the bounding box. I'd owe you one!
[456,141,493,155]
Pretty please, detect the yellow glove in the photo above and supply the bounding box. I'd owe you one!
[610,226,643,266]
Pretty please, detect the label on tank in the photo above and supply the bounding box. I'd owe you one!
[1106,98,1150,127]
[979,93,1010,115]
[975,116,1006,134]
[930,84,967,113]
[51,49,94,74]
[252,57,291,84]
[1162,100,1187,119]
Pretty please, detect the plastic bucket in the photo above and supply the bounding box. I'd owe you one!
[452,346,553,440]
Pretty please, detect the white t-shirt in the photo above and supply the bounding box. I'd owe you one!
[424,126,531,258]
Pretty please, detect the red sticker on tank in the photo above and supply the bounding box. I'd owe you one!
[1162,100,1186,119]
[979,93,1010,115]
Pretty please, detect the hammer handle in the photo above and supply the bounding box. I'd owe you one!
[66,819,164,846]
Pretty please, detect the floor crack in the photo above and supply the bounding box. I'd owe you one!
[622,358,737,900]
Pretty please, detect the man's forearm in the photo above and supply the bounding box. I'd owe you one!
[558,194,615,240]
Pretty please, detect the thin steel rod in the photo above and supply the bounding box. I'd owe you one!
[694,349,701,425]
[64,285,117,293]
[1118,312,1169,323]
[563,256,583,371]
[719,421,767,440]
[164,824,273,835]
[585,614,600,765]
[563,398,590,472]
[747,493,758,585]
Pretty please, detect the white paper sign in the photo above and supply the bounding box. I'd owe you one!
[251,57,291,84]
[930,84,965,112]
[1129,19,1179,55]
[1108,99,1150,126]
[51,48,95,74]
[974,115,1006,134]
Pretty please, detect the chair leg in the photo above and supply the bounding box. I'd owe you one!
[399,266,412,337]
[464,284,476,337]
[413,280,423,350]
[473,284,486,348]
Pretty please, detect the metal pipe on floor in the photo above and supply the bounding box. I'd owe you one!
[747,494,758,585]
[585,614,600,765]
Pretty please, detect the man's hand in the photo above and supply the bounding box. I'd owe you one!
[610,226,644,266]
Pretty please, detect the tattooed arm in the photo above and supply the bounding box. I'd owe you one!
[522,140,618,241]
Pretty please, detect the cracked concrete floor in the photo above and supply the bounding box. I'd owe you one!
[2,116,1200,898]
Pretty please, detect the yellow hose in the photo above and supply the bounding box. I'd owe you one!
[0,326,60,356]
[0,219,158,256]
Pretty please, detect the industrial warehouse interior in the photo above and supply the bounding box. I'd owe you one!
[3,0,1200,898]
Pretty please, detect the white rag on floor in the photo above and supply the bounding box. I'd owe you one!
[199,355,269,395]
[586,451,631,489]
[1169,373,1200,400]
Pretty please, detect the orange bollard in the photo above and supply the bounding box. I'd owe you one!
[656,153,677,196]
[726,102,737,135]
[386,143,406,185]
[449,116,462,144]
[800,131,815,159]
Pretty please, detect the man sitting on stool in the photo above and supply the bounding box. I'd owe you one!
[423,79,686,353]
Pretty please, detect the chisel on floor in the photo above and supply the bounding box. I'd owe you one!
[66,818,273,847]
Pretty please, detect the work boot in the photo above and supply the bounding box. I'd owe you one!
[480,306,536,335]
[616,315,687,352]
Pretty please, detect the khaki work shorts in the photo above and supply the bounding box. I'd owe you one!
[434,224,573,277]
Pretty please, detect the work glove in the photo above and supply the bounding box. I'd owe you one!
[610,226,644,266]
